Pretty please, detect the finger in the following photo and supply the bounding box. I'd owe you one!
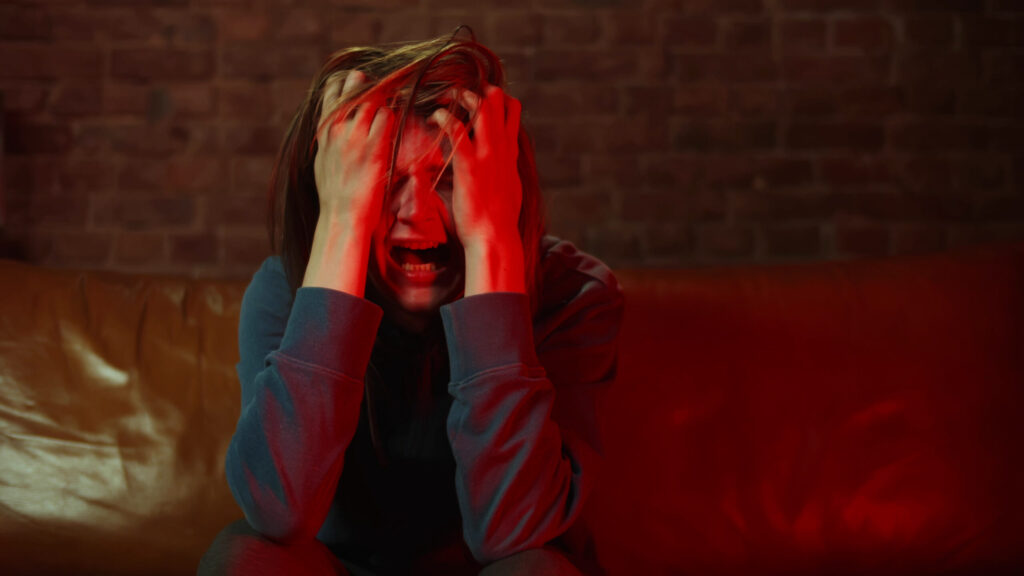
[429,107,472,161]
[368,105,395,160]
[336,70,368,127]
[482,84,506,146]
[454,87,481,112]
[446,88,481,143]
[320,70,364,139]
[450,87,486,145]
[353,95,384,138]
[483,84,504,121]
[341,69,364,101]
[321,75,342,118]
[317,74,345,139]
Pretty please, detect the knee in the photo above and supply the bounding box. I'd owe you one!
[478,546,584,576]
[197,518,348,576]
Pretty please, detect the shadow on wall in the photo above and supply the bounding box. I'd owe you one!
[0,91,11,260]
[0,92,27,261]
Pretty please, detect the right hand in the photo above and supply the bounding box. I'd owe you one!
[313,70,396,231]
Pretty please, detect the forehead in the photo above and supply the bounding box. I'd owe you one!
[396,118,450,172]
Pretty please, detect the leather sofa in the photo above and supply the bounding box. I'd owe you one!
[1,241,1022,575]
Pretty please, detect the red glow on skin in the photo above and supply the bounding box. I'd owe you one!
[367,118,466,332]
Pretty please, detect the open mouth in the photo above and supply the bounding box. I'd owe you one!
[389,242,452,274]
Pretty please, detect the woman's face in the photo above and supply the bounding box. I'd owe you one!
[366,117,465,328]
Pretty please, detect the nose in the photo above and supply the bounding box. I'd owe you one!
[391,174,440,223]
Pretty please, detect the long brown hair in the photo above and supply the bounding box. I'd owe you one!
[267,26,547,316]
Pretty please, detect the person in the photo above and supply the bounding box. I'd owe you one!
[199,27,624,576]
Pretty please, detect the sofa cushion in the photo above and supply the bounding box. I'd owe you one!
[592,242,1024,575]
[0,241,1022,575]
[0,262,247,575]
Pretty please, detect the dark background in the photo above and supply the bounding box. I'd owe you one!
[1,0,1022,278]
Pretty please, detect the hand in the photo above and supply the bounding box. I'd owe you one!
[428,83,523,252]
[313,70,395,232]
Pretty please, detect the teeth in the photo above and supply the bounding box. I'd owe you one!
[395,241,439,250]
[401,262,437,272]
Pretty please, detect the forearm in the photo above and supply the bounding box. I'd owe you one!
[463,233,526,296]
[228,284,383,542]
[448,368,586,562]
[226,358,364,542]
[440,293,599,562]
[303,212,373,297]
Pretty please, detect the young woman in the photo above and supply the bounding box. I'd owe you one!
[200,28,624,576]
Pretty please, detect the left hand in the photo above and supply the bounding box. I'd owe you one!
[428,83,523,252]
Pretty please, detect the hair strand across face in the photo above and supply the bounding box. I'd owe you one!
[268,28,548,317]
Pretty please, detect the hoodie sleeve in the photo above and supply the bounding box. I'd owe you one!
[224,258,383,542]
[439,272,625,563]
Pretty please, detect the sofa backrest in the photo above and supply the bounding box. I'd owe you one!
[593,241,1024,575]
[0,241,1022,575]
[0,263,247,575]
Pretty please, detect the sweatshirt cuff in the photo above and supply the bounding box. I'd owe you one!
[277,287,383,379]
[440,292,540,384]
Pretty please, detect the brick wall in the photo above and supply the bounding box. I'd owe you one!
[1,0,1022,276]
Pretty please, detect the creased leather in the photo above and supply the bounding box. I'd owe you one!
[1,241,1023,575]
[0,263,246,575]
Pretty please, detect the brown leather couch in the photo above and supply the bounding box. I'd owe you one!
[1,241,1022,575]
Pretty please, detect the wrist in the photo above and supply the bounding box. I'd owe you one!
[461,227,521,255]
[303,214,374,295]
[317,208,374,240]
[463,232,526,296]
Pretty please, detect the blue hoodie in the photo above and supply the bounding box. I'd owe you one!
[224,235,624,574]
